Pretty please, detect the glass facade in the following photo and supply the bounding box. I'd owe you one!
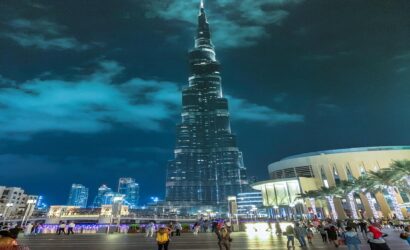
[92,184,112,207]
[67,184,88,208]
[118,178,139,209]
[165,3,248,206]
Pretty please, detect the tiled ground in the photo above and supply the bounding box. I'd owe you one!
[18,229,409,250]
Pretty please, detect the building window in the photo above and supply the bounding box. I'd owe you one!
[333,166,341,185]
[321,168,329,188]
[346,165,354,181]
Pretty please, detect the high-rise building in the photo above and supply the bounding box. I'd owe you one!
[118,177,139,209]
[92,184,112,207]
[165,1,248,207]
[0,186,38,218]
[67,184,88,208]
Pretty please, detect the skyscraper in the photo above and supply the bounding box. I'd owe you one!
[67,184,88,208]
[118,177,139,209]
[92,184,112,207]
[166,1,248,207]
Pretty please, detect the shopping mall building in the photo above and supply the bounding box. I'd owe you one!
[251,146,410,220]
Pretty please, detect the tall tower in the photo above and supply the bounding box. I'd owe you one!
[166,1,248,207]
[67,184,88,208]
[118,177,140,209]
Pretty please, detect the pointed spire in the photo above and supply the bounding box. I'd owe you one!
[199,0,205,15]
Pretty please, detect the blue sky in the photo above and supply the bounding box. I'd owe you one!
[0,0,409,205]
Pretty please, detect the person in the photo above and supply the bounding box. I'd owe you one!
[399,231,410,245]
[306,226,314,244]
[168,222,174,237]
[57,221,66,235]
[216,224,231,250]
[326,225,339,247]
[359,220,368,238]
[367,225,390,250]
[285,224,295,249]
[24,222,33,236]
[0,229,19,248]
[174,222,182,236]
[318,225,327,242]
[343,226,361,250]
[294,223,307,247]
[67,221,75,235]
[156,226,170,250]
[146,222,155,237]
[193,222,200,235]
[275,221,282,236]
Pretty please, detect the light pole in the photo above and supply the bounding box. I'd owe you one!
[2,203,14,225]
[21,199,36,226]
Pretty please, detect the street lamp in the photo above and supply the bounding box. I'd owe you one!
[2,203,14,225]
[21,199,37,226]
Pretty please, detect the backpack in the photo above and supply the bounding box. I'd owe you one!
[156,229,169,244]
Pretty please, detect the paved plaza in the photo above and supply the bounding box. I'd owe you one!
[18,230,409,250]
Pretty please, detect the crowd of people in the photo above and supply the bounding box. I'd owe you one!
[145,219,233,250]
[279,218,410,249]
[0,217,409,249]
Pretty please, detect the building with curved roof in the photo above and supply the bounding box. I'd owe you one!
[252,146,410,220]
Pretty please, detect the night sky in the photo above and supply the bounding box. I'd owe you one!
[0,0,409,205]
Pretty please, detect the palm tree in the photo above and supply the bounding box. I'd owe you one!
[336,180,360,219]
[351,176,380,219]
[318,186,339,220]
[368,170,404,220]
[295,190,321,217]
[389,160,410,185]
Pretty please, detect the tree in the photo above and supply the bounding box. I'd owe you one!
[368,170,404,220]
[389,160,410,186]
[318,186,339,220]
[336,180,360,219]
[348,177,380,219]
[295,190,321,217]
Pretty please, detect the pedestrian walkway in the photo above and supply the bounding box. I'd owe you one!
[18,230,409,250]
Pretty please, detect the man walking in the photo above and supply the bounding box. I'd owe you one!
[57,221,66,235]
[174,222,182,236]
[294,223,307,247]
[67,221,75,235]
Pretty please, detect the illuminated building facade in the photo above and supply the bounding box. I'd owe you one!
[118,177,139,209]
[166,1,248,207]
[92,184,112,207]
[67,184,88,208]
[252,146,410,219]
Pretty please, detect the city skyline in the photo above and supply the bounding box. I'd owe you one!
[0,0,409,205]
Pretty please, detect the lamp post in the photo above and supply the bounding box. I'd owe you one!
[21,199,36,226]
[2,203,14,225]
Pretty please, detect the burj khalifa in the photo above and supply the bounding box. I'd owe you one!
[166,1,249,207]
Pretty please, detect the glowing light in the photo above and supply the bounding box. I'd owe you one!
[200,0,204,9]
[365,192,379,219]
[326,196,338,220]
[347,192,359,219]
[245,222,294,236]
[386,186,404,220]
